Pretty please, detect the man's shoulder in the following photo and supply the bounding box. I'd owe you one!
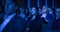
[15,15,26,22]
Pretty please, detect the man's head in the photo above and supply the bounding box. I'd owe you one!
[56,8,60,20]
[31,7,36,15]
[5,0,17,15]
[42,6,48,13]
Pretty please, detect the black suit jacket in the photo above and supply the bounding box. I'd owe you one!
[2,15,26,32]
[29,15,46,32]
[52,19,60,30]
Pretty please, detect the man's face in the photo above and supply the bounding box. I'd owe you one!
[31,7,36,15]
[42,6,47,13]
[5,2,15,14]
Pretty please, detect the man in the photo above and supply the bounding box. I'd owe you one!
[51,8,60,31]
[20,8,26,19]
[0,0,26,32]
[41,6,56,32]
[26,7,43,32]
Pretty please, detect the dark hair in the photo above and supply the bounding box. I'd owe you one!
[16,7,20,15]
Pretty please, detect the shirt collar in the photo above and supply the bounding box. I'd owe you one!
[4,13,16,20]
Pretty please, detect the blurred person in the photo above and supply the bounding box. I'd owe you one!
[16,7,20,16]
[41,6,49,32]
[0,0,26,32]
[26,7,43,32]
[20,8,26,19]
[38,8,42,17]
[45,8,56,30]
[24,8,31,21]
[41,6,55,23]
[26,7,37,23]
[41,6,48,22]
[46,8,56,22]
[56,8,60,19]
[25,7,37,32]
[39,8,42,14]
[41,6,56,32]
[51,8,60,30]
[19,8,26,19]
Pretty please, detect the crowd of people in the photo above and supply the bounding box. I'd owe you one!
[0,0,60,32]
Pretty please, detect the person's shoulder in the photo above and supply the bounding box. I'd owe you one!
[16,15,26,21]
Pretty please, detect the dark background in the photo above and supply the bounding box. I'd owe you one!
[15,0,60,8]
[0,0,60,8]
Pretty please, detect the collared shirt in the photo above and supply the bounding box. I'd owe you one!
[31,15,36,21]
[41,13,49,22]
[41,13,47,18]
[0,13,16,32]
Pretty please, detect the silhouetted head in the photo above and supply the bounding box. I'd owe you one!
[42,6,48,13]
[5,0,17,15]
[31,7,36,15]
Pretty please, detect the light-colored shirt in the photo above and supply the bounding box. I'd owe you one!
[20,13,26,19]
[0,13,16,32]
[41,13,49,22]
[31,15,36,21]
[41,13,47,18]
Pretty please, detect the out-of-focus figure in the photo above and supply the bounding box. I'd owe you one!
[41,6,56,32]
[26,7,43,32]
[0,0,26,32]
[56,8,60,19]
[41,6,48,22]
[51,8,60,31]
[20,8,26,19]
[25,7,36,32]
[39,8,42,15]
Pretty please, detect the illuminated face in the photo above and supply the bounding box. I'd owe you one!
[5,1,15,14]
[31,7,36,15]
[42,6,47,13]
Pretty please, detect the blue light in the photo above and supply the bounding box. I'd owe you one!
[28,0,30,8]
[45,0,48,7]
[37,0,40,7]
[52,0,54,8]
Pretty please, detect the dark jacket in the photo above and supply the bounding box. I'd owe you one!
[29,15,46,32]
[52,18,60,30]
[2,15,26,32]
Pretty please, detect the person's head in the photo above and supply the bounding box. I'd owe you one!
[31,7,36,15]
[20,8,24,13]
[48,8,53,14]
[5,0,17,15]
[42,6,48,13]
[56,8,60,19]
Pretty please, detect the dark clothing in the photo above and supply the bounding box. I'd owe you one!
[28,15,46,32]
[2,15,26,32]
[0,13,4,25]
[46,13,56,30]
[52,19,60,30]
[46,13,56,22]
[0,18,3,25]
[41,13,56,32]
